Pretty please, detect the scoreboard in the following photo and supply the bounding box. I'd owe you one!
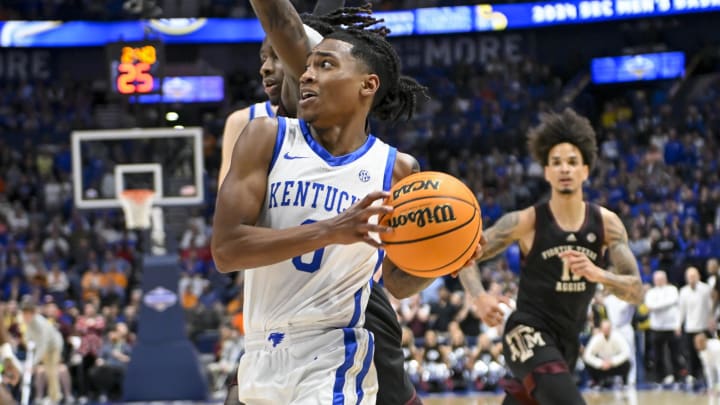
[107,41,164,96]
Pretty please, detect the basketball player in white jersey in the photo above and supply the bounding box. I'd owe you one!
[217,2,503,404]
[211,8,434,401]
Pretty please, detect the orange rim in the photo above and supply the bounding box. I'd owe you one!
[120,189,155,204]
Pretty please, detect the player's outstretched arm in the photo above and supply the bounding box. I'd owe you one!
[457,208,534,325]
[561,209,643,305]
[249,0,312,81]
[476,208,534,262]
[211,117,393,272]
[218,108,250,189]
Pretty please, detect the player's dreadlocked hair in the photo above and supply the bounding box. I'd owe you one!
[302,4,387,35]
[301,4,428,122]
[527,108,598,170]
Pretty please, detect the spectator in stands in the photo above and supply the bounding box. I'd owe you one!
[677,266,713,386]
[401,295,430,339]
[90,322,132,402]
[75,301,106,396]
[629,227,652,258]
[583,320,632,388]
[707,257,718,289]
[103,262,128,306]
[429,287,460,333]
[0,303,20,405]
[41,226,69,258]
[645,270,684,385]
[180,219,209,252]
[604,292,637,385]
[207,323,244,392]
[419,329,451,392]
[81,263,107,302]
[445,325,470,391]
[470,332,505,391]
[454,292,482,339]
[20,297,63,404]
[401,326,420,385]
[695,333,720,393]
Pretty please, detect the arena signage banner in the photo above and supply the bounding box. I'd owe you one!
[392,34,526,69]
[0,49,53,80]
[0,0,718,47]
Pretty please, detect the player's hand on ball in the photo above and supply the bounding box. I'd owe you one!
[558,250,602,282]
[450,236,487,277]
[329,190,393,248]
[466,234,487,266]
[475,293,511,327]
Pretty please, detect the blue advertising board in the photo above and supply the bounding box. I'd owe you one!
[130,75,225,103]
[0,1,717,47]
[591,51,686,84]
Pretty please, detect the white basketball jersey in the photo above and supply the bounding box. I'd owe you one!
[244,117,397,334]
[249,101,275,120]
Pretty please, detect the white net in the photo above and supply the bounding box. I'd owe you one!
[119,189,156,230]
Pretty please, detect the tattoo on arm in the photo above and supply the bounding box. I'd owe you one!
[602,215,643,304]
[459,266,485,299]
[479,212,519,261]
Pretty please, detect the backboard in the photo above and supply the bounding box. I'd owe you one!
[71,127,204,209]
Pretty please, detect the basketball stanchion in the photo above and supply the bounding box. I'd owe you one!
[118,189,208,401]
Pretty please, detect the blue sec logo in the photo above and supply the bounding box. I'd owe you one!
[358,170,371,182]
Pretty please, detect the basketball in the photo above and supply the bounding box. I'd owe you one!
[379,171,483,278]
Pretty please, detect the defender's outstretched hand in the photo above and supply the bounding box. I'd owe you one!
[474,293,512,327]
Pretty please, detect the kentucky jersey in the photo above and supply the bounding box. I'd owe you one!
[249,101,275,120]
[516,201,605,337]
[244,117,397,333]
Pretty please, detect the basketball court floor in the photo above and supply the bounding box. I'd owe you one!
[422,390,720,405]
[110,390,718,404]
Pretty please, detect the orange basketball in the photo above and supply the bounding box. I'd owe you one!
[379,171,482,278]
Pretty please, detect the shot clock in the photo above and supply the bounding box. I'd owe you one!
[107,41,165,96]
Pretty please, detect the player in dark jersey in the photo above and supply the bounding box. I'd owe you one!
[471,108,643,405]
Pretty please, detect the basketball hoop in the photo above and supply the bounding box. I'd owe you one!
[119,189,156,230]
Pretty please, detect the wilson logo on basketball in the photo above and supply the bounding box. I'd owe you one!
[389,204,456,228]
[392,179,441,199]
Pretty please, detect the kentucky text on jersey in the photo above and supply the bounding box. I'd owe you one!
[540,245,598,262]
[267,180,361,213]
